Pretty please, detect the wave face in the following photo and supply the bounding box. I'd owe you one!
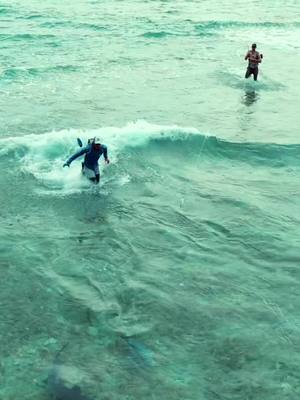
[1,0,300,399]
[1,121,299,196]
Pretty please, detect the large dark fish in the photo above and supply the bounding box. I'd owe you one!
[47,345,92,400]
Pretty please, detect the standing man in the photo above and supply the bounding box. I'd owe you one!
[63,137,109,184]
[245,43,262,81]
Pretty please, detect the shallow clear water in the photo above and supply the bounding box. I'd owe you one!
[0,1,300,399]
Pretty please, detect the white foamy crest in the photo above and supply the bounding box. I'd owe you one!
[0,121,202,195]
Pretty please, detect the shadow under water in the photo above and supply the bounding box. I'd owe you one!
[242,89,259,106]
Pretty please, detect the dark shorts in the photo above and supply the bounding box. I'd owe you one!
[245,66,258,81]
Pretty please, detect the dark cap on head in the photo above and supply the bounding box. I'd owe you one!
[252,43,257,48]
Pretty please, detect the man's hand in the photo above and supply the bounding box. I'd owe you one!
[63,162,70,168]
[105,158,110,164]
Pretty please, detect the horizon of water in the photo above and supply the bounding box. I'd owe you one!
[1,1,300,399]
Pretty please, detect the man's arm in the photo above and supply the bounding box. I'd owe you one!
[244,51,250,60]
[102,145,110,163]
[257,53,262,63]
[64,146,88,167]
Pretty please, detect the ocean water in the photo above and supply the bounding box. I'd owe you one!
[1,0,300,399]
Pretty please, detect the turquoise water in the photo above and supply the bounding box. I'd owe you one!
[1,1,300,399]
